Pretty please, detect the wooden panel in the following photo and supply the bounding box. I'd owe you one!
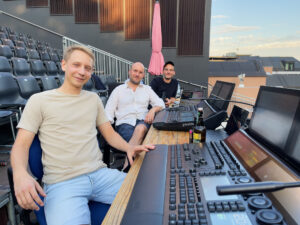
[99,0,123,32]
[160,0,177,47]
[74,0,99,23]
[50,0,73,15]
[125,0,150,40]
[178,0,206,55]
[26,0,48,7]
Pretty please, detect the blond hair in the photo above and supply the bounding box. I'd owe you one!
[63,45,95,63]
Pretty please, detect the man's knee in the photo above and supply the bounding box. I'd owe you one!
[134,124,148,135]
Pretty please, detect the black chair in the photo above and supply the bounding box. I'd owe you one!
[8,34,17,41]
[39,51,50,61]
[14,47,28,60]
[1,38,15,50]
[0,44,13,59]
[27,49,40,60]
[49,52,60,62]
[27,42,37,50]
[0,31,7,39]
[11,57,41,99]
[44,60,64,85]
[29,59,58,91]
[14,40,26,48]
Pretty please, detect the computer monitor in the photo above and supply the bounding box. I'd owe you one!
[207,81,235,111]
[248,86,300,173]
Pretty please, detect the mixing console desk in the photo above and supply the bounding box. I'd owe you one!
[121,142,287,225]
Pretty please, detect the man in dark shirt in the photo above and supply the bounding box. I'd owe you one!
[150,61,178,107]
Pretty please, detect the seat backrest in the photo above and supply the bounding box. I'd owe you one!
[0,72,27,105]
[30,59,47,76]
[15,76,41,99]
[39,76,59,91]
[91,74,107,90]
[28,49,40,60]
[12,57,31,76]
[83,79,95,91]
[39,51,50,61]
[0,32,7,39]
[14,47,28,60]
[0,56,12,72]
[15,40,26,48]
[29,135,44,179]
[0,44,13,59]
[49,52,60,62]
[44,60,59,76]
[1,38,15,49]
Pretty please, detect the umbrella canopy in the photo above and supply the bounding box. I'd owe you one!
[148,0,165,75]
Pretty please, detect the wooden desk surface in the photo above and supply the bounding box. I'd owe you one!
[102,126,189,225]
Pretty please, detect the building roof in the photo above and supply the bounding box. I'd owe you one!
[209,60,267,77]
[266,74,300,89]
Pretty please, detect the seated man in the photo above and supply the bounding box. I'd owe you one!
[10,45,153,225]
[105,62,165,146]
[150,61,179,107]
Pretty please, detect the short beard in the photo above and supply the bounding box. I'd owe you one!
[129,77,141,85]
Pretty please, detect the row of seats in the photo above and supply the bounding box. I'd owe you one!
[0,44,61,62]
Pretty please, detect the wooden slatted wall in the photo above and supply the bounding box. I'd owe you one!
[178,0,206,55]
[26,0,48,7]
[74,0,99,23]
[50,0,73,15]
[125,0,150,40]
[160,0,177,47]
[99,0,123,32]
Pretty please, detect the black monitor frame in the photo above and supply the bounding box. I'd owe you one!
[248,86,300,173]
[208,80,235,111]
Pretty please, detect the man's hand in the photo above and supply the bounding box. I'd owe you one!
[165,98,172,107]
[14,171,46,210]
[126,144,155,165]
[144,108,156,124]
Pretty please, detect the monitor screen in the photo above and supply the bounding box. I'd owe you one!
[248,86,300,172]
[208,81,235,111]
[225,105,249,135]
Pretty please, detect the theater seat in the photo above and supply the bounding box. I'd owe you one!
[29,59,58,91]
[0,44,13,59]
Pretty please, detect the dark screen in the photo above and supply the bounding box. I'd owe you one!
[208,81,235,111]
[225,105,249,135]
[249,86,300,171]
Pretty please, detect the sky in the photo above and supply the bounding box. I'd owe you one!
[210,0,300,60]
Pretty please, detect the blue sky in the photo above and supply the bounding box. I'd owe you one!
[210,0,300,60]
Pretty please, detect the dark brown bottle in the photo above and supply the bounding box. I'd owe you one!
[194,107,206,142]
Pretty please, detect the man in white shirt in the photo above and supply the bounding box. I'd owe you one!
[105,62,165,146]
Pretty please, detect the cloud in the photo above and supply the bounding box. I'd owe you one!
[212,15,228,19]
[243,40,300,51]
[297,31,300,35]
[212,24,260,34]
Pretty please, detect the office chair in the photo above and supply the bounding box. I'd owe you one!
[8,136,110,225]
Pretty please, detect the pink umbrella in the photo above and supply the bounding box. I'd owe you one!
[148,0,165,75]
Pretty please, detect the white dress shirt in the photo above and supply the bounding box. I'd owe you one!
[105,82,165,126]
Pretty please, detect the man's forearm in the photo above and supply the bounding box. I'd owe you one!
[151,106,163,113]
[106,131,131,153]
[11,145,29,175]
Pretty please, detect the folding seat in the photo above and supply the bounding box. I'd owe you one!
[1,38,15,50]
[0,32,7,39]
[39,51,50,61]
[8,34,17,41]
[49,52,60,62]
[14,47,28,60]
[37,45,46,52]
[27,42,37,50]
[56,62,65,75]
[27,49,40,60]
[44,60,64,85]
[29,59,59,91]
[0,56,27,115]
[0,44,13,59]
[14,40,26,48]
[18,35,27,43]
[11,58,41,99]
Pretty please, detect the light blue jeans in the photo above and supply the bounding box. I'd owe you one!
[43,167,126,225]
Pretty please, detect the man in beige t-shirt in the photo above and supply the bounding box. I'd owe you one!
[10,45,153,225]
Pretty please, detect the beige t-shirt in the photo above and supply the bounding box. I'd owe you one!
[17,89,108,184]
